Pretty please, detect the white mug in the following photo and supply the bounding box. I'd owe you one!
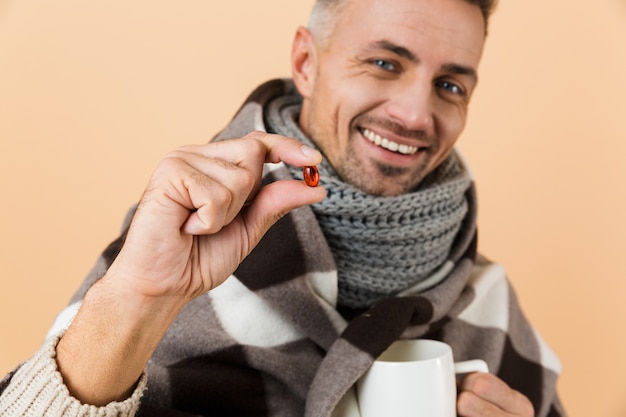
[356,339,488,417]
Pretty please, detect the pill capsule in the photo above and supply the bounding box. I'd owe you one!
[303,165,320,187]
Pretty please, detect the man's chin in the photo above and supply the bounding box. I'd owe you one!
[332,153,423,196]
[342,173,415,197]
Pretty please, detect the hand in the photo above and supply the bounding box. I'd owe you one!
[56,131,325,405]
[108,131,326,303]
[457,372,534,417]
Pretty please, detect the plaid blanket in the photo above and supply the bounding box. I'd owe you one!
[1,79,566,417]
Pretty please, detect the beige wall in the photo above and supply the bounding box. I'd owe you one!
[1,1,624,416]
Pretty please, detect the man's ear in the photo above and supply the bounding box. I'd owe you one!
[291,26,317,99]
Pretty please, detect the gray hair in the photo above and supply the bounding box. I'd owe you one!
[307,0,498,46]
[307,0,348,48]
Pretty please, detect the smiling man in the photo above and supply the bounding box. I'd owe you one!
[0,0,566,416]
[296,0,484,197]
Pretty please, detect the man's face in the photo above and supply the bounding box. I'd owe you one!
[294,0,486,196]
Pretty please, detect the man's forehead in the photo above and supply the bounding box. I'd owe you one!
[331,0,485,66]
[335,0,485,37]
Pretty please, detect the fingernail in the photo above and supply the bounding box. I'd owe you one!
[300,145,318,157]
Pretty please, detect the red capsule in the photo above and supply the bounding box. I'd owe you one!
[303,166,320,187]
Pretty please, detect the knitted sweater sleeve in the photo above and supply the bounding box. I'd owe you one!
[0,333,146,417]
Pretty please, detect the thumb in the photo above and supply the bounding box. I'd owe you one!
[241,179,326,244]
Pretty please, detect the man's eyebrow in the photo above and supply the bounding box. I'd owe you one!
[369,40,478,82]
[369,40,417,62]
[441,63,478,82]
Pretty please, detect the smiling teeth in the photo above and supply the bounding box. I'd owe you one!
[362,129,419,155]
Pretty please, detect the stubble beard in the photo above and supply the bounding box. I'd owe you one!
[331,142,432,197]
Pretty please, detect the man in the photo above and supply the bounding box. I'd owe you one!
[0,0,566,415]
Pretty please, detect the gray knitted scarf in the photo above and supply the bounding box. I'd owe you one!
[265,96,471,309]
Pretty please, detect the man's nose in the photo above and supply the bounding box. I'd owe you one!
[385,80,434,134]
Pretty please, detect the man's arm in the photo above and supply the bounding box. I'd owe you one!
[55,131,326,406]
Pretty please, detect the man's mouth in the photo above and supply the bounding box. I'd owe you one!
[361,128,419,155]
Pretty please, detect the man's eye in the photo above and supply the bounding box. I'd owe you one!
[436,80,464,95]
[372,59,397,72]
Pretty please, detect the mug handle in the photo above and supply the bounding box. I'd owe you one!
[454,359,489,374]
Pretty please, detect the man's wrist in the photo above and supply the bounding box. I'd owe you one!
[56,274,185,405]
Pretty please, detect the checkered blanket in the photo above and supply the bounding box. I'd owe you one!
[0,79,566,417]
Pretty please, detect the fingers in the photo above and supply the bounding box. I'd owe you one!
[140,132,323,236]
[161,152,258,234]
[457,373,534,417]
[246,131,323,166]
[239,178,327,244]
[177,131,323,169]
